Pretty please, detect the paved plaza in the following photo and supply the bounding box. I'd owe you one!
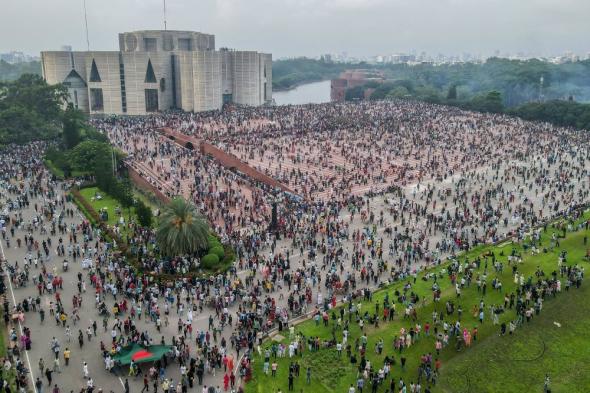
[2,101,590,393]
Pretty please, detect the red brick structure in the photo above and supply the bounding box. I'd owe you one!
[200,142,294,193]
[158,127,295,195]
[160,127,201,150]
[127,165,171,204]
[330,69,386,102]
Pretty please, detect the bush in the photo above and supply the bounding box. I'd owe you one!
[209,246,225,259]
[135,200,153,227]
[200,254,219,269]
[207,234,222,249]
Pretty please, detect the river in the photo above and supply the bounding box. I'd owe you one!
[273,80,331,106]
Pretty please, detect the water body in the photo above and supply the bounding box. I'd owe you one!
[273,80,331,106]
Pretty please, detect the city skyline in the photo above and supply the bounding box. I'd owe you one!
[2,0,589,59]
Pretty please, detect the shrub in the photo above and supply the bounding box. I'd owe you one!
[207,234,222,249]
[200,254,219,269]
[135,200,153,227]
[209,245,225,259]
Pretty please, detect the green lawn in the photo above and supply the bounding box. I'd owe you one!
[245,213,590,393]
[78,186,154,238]
[440,280,590,393]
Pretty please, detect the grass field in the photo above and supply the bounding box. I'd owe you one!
[78,186,156,237]
[245,213,590,393]
[440,280,590,393]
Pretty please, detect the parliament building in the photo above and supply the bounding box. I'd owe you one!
[41,30,272,115]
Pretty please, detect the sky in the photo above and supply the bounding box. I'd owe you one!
[1,0,589,59]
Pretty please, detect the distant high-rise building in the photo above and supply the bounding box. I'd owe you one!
[41,30,272,115]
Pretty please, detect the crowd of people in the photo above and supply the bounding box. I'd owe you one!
[0,99,587,392]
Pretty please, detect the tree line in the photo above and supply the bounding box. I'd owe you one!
[0,60,42,81]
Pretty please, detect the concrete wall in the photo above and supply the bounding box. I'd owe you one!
[119,30,215,52]
[174,52,195,112]
[41,51,90,112]
[192,51,222,112]
[221,50,234,97]
[87,51,123,115]
[231,51,261,106]
[121,52,175,114]
[261,53,272,104]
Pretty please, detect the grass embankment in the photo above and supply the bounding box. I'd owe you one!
[440,279,590,393]
[246,213,590,393]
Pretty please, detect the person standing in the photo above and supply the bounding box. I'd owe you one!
[63,348,70,366]
[35,377,43,393]
[53,357,61,373]
[45,368,53,385]
[141,375,149,392]
[544,374,551,393]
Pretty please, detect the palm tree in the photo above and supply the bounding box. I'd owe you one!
[156,197,209,257]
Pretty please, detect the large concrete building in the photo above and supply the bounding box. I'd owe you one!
[41,30,272,115]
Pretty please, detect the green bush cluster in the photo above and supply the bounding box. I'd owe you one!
[207,234,222,249]
[200,253,219,269]
[198,234,232,272]
[209,246,225,259]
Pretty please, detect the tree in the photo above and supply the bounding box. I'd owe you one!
[345,86,365,101]
[0,74,67,122]
[0,74,67,144]
[68,140,112,172]
[386,86,410,99]
[156,197,209,257]
[447,84,458,100]
[62,105,84,149]
[135,200,153,228]
[94,152,115,193]
[468,91,504,113]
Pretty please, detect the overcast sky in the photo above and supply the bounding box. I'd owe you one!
[2,0,589,58]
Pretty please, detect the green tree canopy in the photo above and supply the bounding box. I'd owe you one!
[447,84,458,100]
[0,74,68,145]
[156,198,209,257]
[68,140,112,172]
[135,200,153,228]
[386,86,410,99]
[62,105,85,149]
[345,86,365,101]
